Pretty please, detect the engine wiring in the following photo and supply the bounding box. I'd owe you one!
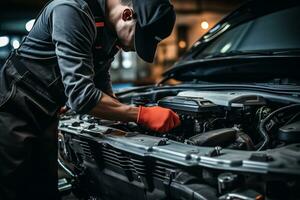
[257,104,300,151]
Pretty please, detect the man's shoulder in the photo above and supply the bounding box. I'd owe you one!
[47,0,92,17]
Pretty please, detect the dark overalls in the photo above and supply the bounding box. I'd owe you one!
[0,0,119,199]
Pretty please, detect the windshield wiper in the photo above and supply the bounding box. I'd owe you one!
[204,49,300,59]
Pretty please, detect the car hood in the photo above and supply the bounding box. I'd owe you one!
[163,0,300,84]
[162,55,300,83]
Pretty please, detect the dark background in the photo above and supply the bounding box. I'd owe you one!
[0,0,246,89]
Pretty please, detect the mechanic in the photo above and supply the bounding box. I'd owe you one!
[0,0,180,199]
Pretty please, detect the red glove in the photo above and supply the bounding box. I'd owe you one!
[137,106,181,133]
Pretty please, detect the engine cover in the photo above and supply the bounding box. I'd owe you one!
[177,91,266,108]
[158,96,220,116]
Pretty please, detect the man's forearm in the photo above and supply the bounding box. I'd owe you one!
[106,91,117,99]
[89,92,181,133]
[89,92,139,122]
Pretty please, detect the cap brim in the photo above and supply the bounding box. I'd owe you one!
[134,24,159,63]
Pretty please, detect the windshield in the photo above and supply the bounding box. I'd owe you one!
[195,6,300,58]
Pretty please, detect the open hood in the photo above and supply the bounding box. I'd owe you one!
[163,0,300,84]
[162,55,300,83]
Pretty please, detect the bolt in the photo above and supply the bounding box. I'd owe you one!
[215,146,222,156]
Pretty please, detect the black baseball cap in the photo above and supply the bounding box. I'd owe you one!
[133,0,176,63]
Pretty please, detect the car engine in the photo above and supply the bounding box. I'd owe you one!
[115,90,300,150]
[58,89,300,200]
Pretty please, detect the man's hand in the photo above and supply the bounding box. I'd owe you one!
[137,106,180,133]
[90,93,180,133]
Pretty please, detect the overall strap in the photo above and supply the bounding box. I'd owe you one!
[84,0,106,49]
[94,17,105,49]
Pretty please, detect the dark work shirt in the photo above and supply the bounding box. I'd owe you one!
[18,0,118,113]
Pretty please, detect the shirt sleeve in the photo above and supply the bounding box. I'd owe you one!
[95,70,113,94]
[51,4,101,114]
[94,59,114,95]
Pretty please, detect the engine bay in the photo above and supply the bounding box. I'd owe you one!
[58,89,300,200]
[158,91,300,150]
[69,90,300,151]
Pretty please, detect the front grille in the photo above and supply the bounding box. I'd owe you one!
[74,137,178,181]
[101,145,147,176]
[100,144,176,180]
[153,160,177,180]
[77,139,94,161]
